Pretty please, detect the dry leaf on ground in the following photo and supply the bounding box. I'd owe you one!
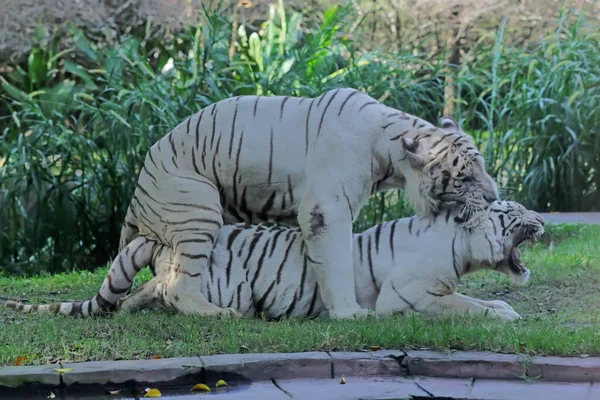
[216,379,227,387]
[144,388,162,397]
[54,368,73,373]
[191,383,211,392]
[13,356,27,366]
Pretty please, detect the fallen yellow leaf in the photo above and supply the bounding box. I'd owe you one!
[216,379,227,387]
[370,345,381,351]
[144,388,162,397]
[14,356,27,366]
[108,389,122,395]
[48,392,56,399]
[54,368,73,374]
[191,383,211,392]
[340,375,346,384]
[152,355,162,359]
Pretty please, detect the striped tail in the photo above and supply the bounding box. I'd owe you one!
[5,237,156,317]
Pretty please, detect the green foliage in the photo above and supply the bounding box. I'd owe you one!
[0,3,598,275]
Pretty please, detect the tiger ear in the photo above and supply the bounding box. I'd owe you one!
[439,116,460,131]
[402,138,426,169]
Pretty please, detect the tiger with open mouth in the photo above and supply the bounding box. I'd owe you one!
[7,200,543,321]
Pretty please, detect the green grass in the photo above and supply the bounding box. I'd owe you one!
[1,223,599,366]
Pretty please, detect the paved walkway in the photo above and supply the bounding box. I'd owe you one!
[164,376,595,400]
[2,350,599,399]
[539,212,600,225]
[4,377,595,400]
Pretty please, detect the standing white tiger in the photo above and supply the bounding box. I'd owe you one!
[33,88,501,319]
[7,201,544,320]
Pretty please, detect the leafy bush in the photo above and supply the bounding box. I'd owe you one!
[0,4,597,275]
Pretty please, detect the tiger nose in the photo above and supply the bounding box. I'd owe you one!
[484,192,498,203]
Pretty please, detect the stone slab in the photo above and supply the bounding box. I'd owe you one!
[527,355,600,382]
[276,376,423,400]
[200,351,332,381]
[470,378,591,400]
[3,350,600,389]
[60,357,203,386]
[403,350,526,380]
[328,351,406,378]
[412,376,475,398]
[0,364,61,388]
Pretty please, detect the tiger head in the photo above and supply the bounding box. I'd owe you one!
[469,200,545,285]
[401,117,499,228]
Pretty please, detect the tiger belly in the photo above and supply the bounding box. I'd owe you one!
[205,224,328,319]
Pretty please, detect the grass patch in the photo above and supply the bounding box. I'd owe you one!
[1,223,599,366]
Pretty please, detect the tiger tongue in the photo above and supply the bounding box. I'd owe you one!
[512,247,521,263]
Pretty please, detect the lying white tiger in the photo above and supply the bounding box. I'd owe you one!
[7,201,544,321]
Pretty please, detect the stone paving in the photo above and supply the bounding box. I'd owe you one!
[2,350,600,399]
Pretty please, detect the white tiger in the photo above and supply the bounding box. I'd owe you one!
[12,88,500,319]
[7,201,543,320]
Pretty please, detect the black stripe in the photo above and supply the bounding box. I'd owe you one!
[277,235,297,284]
[107,274,129,295]
[408,217,414,235]
[253,96,260,118]
[169,132,178,159]
[232,130,244,207]
[374,223,383,253]
[451,232,460,279]
[358,101,377,112]
[391,282,416,312]
[299,254,308,299]
[180,252,208,260]
[367,235,378,291]
[242,230,263,270]
[280,96,290,120]
[316,89,340,139]
[268,127,274,184]
[305,99,315,155]
[338,90,358,116]
[236,282,243,310]
[210,107,219,149]
[255,280,276,313]
[306,283,320,318]
[251,239,271,289]
[342,184,354,220]
[195,109,205,149]
[426,290,445,297]
[258,191,276,221]
[389,221,397,259]
[287,176,294,204]
[217,278,222,306]
[117,255,133,283]
[358,235,363,264]
[228,99,239,158]
[284,290,299,317]
[269,229,285,257]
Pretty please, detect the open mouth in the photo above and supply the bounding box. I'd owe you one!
[508,229,542,274]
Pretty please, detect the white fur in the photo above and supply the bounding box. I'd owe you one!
[113,88,497,319]
[117,200,543,322]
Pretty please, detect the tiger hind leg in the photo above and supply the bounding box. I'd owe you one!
[160,176,241,317]
[117,277,166,312]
